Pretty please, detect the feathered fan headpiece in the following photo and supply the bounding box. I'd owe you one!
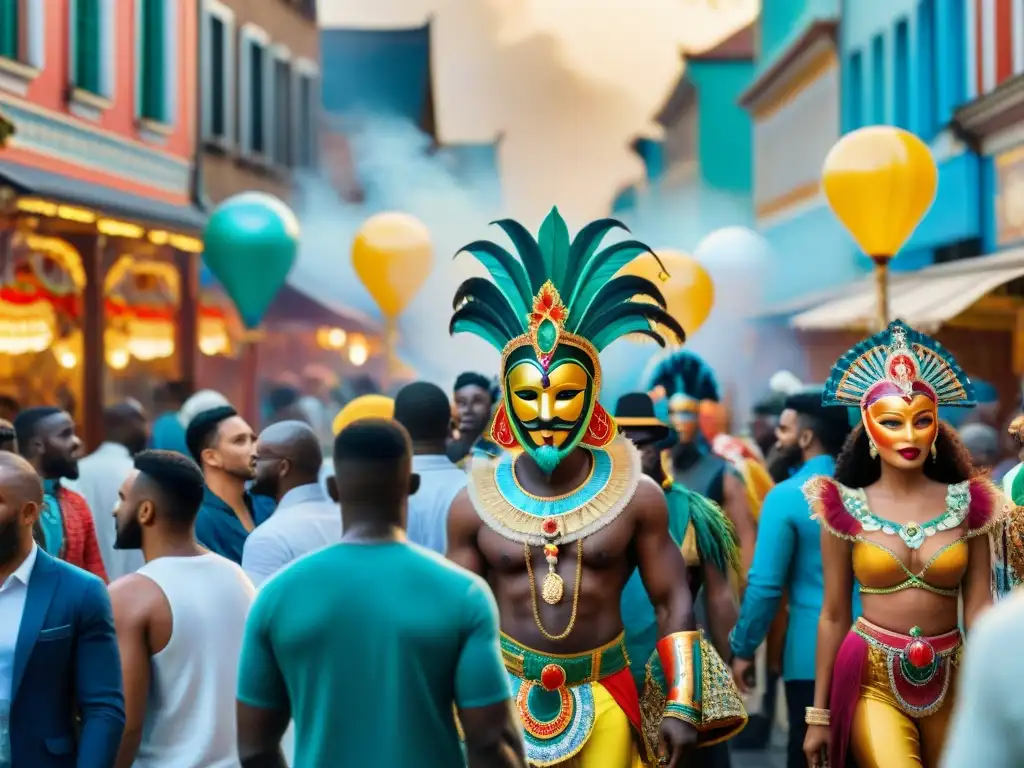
[645,350,720,402]
[822,319,974,409]
[450,207,686,360]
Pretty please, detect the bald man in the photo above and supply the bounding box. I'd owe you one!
[70,400,149,581]
[0,453,125,767]
[243,421,340,588]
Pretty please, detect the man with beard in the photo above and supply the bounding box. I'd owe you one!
[109,450,254,768]
[449,372,500,466]
[614,393,743,767]
[243,420,339,587]
[728,390,854,768]
[70,400,149,582]
[0,451,124,767]
[14,406,107,581]
[186,406,274,564]
[647,352,757,577]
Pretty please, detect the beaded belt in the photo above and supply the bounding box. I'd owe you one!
[853,618,961,717]
[500,632,630,690]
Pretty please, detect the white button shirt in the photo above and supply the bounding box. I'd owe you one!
[0,544,38,767]
[66,442,144,581]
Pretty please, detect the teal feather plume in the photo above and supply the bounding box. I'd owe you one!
[492,218,549,294]
[538,207,572,289]
[449,304,513,352]
[571,274,667,333]
[451,211,683,352]
[645,351,720,400]
[561,217,630,296]
[457,240,532,319]
[578,301,684,351]
[672,485,740,576]
[567,240,662,313]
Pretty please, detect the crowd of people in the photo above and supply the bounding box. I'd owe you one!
[5,207,1024,768]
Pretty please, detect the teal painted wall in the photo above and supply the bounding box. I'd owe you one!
[688,60,754,193]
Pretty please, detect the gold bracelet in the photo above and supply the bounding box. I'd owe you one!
[805,706,831,726]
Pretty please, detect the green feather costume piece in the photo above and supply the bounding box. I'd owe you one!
[451,207,686,352]
[670,484,740,577]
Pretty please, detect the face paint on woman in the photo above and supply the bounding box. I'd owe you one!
[863,393,938,470]
[668,394,699,444]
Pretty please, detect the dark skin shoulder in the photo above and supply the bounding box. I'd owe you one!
[109,573,172,768]
[722,470,757,578]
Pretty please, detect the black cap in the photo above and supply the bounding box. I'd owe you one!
[614,392,670,442]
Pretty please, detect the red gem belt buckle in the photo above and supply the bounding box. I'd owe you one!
[540,663,567,691]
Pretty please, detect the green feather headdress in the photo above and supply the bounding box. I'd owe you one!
[450,207,686,361]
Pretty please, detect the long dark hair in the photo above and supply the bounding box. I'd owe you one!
[834,421,974,488]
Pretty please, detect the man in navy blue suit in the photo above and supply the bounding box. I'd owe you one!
[0,452,124,767]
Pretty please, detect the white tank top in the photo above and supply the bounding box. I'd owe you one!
[134,553,256,768]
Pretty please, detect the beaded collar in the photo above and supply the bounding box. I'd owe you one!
[838,481,970,550]
[466,434,641,546]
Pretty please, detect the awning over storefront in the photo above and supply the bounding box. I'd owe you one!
[791,249,1024,331]
[0,160,206,232]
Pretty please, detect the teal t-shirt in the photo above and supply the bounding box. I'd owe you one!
[238,541,510,767]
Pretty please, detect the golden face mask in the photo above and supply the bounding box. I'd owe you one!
[507,360,589,448]
[863,394,938,468]
[668,393,699,443]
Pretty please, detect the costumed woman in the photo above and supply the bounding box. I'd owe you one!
[615,392,742,768]
[646,351,759,576]
[803,320,1004,768]
[446,207,746,767]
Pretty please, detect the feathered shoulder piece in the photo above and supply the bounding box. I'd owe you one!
[803,476,860,540]
[671,484,740,576]
[822,319,974,409]
[450,207,685,355]
[645,350,720,400]
[966,475,1009,534]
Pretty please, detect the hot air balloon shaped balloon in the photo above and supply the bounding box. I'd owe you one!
[203,192,300,329]
[351,212,433,377]
[822,126,937,330]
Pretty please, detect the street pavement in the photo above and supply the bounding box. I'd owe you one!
[732,746,787,768]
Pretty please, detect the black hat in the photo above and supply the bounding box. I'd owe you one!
[613,393,670,442]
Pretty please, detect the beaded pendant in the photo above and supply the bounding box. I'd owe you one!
[839,481,970,550]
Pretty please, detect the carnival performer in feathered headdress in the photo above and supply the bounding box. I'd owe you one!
[645,351,761,575]
[802,319,1005,768]
[446,208,746,767]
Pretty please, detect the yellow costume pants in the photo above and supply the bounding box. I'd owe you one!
[849,648,957,768]
[541,683,645,768]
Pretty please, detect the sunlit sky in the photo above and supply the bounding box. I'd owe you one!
[318,0,760,221]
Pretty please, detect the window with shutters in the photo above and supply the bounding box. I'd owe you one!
[139,0,168,123]
[73,0,101,94]
[294,64,318,168]
[202,1,234,144]
[273,54,292,166]
[0,0,20,61]
[249,40,266,154]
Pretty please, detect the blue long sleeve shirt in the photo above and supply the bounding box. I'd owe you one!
[729,454,860,681]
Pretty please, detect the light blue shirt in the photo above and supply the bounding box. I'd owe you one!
[730,454,861,681]
[241,483,340,588]
[408,455,466,555]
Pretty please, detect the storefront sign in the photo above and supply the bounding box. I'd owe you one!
[996,146,1024,245]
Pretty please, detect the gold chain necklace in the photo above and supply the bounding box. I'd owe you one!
[525,539,583,641]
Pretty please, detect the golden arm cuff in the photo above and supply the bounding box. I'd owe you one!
[656,631,703,725]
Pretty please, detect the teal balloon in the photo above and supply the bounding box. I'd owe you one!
[203,192,300,329]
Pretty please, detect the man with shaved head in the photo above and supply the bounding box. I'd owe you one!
[69,399,149,581]
[0,452,125,767]
[243,420,340,587]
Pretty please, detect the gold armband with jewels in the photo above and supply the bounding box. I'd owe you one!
[639,630,747,759]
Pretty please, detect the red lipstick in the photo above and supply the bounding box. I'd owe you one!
[898,448,921,460]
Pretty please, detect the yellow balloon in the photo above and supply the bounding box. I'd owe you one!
[821,126,938,259]
[332,395,394,436]
[617,249,715,340]
[352,212,433,318]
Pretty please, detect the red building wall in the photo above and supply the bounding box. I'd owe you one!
[3,0,196,206]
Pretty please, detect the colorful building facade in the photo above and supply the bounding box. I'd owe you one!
[0,0,204,445]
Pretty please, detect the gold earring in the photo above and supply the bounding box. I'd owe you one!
[869,441,878,459]
[931,441,938,461]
